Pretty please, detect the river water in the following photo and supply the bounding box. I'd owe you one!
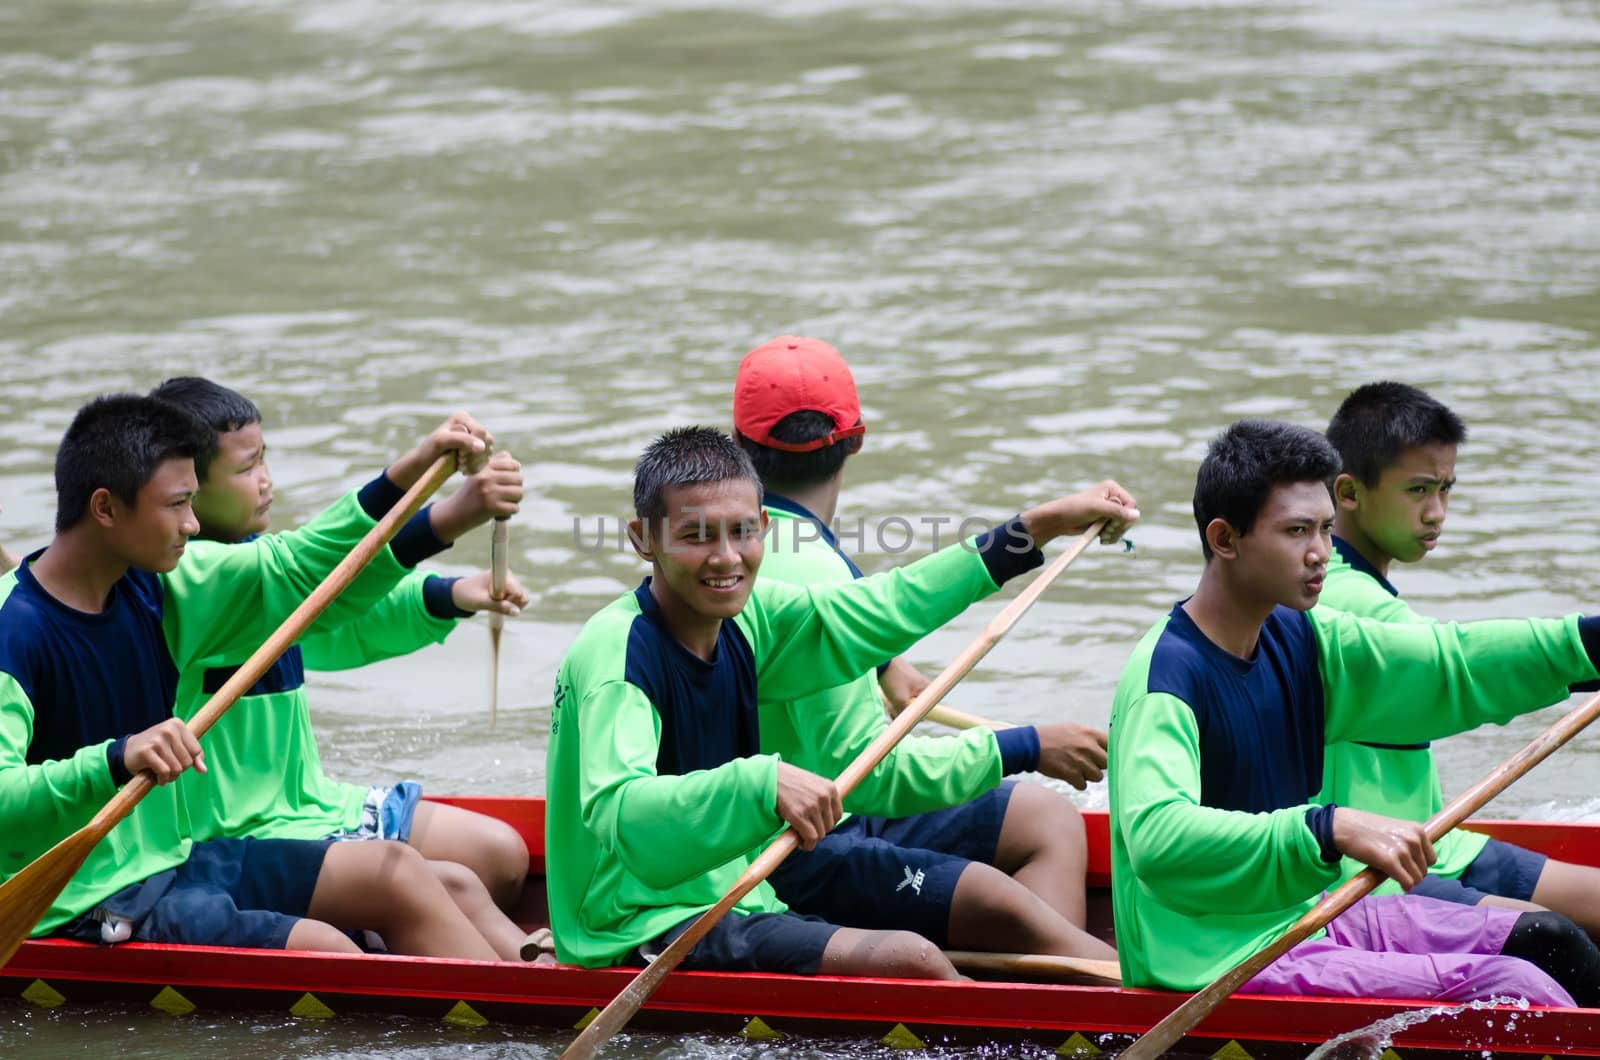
[2,0,1598,1055]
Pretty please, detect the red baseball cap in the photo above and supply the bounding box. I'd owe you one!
[733,335,866,453]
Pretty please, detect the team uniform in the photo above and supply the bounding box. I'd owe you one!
[0,478,413,947]
[756,495,1042,944]
[174,513,468,846]
[1315,537,1544,904]
[545,523,1042,971]
[1108,600,1600,1003]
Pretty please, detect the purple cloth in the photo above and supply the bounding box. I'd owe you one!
[1243,893,1575,1007]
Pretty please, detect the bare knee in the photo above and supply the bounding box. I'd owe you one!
[999,783,1085,865]
[430,859,484,902]
[478,821,530,900]
[285,918,361,954]
[822,928,959,980]
[871,930,960,980]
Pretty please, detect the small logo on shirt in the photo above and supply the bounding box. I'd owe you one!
[896,866,925,896]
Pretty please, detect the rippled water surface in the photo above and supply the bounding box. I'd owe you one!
[3,0,1599,1055]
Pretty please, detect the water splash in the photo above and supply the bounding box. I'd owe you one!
[1303,996,1537,1060]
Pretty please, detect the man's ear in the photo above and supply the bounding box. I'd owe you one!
[1205,517,1241,561]
[88,488,120,530]
[627,517,654,563]
[1333,473,1361,512]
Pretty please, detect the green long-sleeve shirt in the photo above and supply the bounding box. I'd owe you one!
[1109,601,1596,990]
[0,487,410,933]
[174,569,457,842]
[755,504,1003,819]
[545,539,1018,968]
[1313,538,1489,886]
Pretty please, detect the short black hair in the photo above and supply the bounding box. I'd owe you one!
[54,394,211,532]
[1325,382,1466,486]
[633,426,764,527]
[735,411,860,492]
[149,377,261,481]
[1193,419,1341,560]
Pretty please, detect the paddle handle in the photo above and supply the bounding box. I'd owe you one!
[560,522,1106,1060]
[96,457,456,837]
[488,516,509,726]
[1121,687,1600,1060]
[925,705,1010,730]
[489,515,510,609]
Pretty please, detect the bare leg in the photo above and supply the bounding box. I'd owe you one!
[430,859,526,961]
[818,928,961,980]
[307,840,499,960]
[1530,859,1600,939]
[408,801,529,910]
[946,861,1116,960]
[989,782,1090,927]
[284,918,363,954]
[1479,894,1546,913]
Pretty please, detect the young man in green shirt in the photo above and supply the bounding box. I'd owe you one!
[730,335,1113,962]
[0,394,505,958]
[1108,418,1600,1005]
[546,426,1137,976]
[1318,381,1600,936]
[151,377,533,959]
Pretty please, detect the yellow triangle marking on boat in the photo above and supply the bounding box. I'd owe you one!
[21,979,65,1008]
[290,992,336,1019]
[740,1016,783,1041]
[1058,1032,1103,1057]
[1211,1042,1254,1060]
[443,1000,488,1028]
[574,1006,600,1031]
[149,985,195,1016]
[881,1023,926,1050]
[1379,1051,1403,1060]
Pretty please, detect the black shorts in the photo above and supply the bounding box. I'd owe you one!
[58,836,331,950]
[1411,839,1549,905]
[767,781,1015,948]
[630,910,840,975]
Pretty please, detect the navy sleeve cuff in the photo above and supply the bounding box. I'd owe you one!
[390,506,452,569]
[974,516,1045,587]
[423,575,472,619]
[1578,616,1600,676]
[1305,804,1340,864]
[995,725,1042,775]
[107,736,132,786]
[357,471,407,521]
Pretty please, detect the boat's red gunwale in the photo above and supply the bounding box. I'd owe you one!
[6,797,1599,1056]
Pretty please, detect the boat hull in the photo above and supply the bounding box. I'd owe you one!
[4,798,1597,1056]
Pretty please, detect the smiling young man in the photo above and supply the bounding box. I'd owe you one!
[149,379,530,954]
[545,426,1137,976]
[1316,381,1600,937]
[0,394,506,958]
[1108,419,1600,1005]
[730,335,1115,964]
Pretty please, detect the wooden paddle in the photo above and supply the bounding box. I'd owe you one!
[488,514,510,730]
[559,521,1109,1060]
[927,704,1010,730]
[1119,687,1600,1060]
[0,455,457,970]
[945,949,1121,983]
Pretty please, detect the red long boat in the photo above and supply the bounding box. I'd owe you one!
[5,798,1598,1057]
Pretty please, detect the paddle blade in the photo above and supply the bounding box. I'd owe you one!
[562,956,676,1060]
[488,614,503,730]
[0,825,102,968]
